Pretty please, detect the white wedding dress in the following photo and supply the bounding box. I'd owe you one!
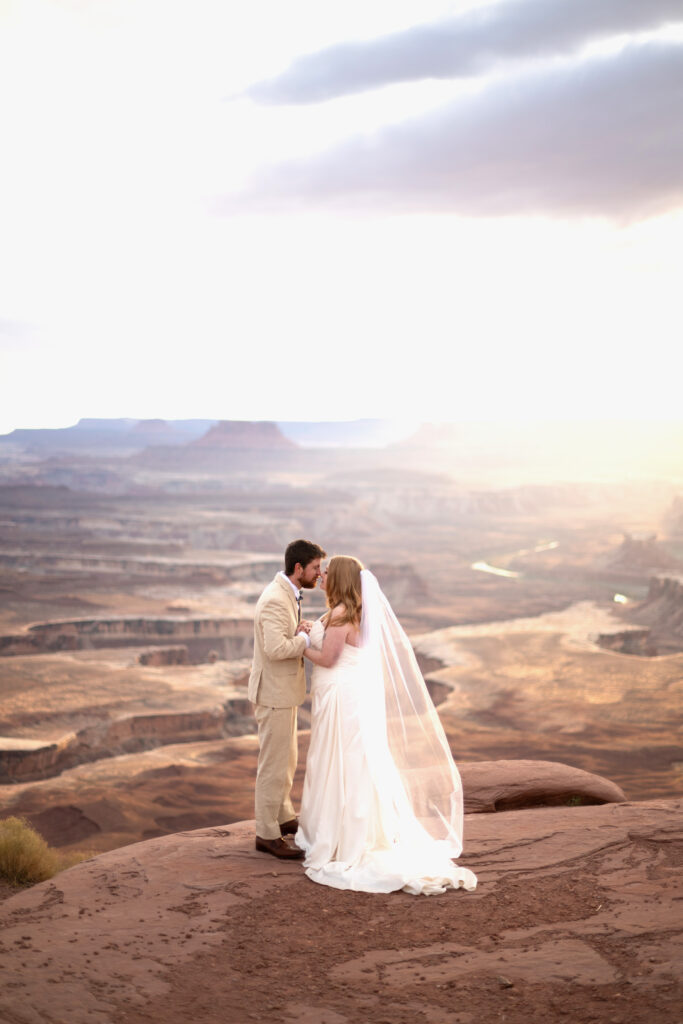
[295,608,477,897]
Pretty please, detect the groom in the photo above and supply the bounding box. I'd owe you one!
[249,538,326,859]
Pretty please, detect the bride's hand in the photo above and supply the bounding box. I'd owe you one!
[297,620,312,635]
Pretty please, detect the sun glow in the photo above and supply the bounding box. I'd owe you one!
[1,2,682,432]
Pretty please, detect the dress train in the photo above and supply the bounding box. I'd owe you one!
[296,619,477,896]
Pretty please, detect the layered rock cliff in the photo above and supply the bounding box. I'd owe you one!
[627,575,683,653]
[0,616,253,658]
[0,698,253,783]
[606,534,683,577]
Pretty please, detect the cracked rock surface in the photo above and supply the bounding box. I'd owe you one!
[0,800,681,1024]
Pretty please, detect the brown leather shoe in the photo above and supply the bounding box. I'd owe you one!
[279,817,299,836]
[255,836,304,859]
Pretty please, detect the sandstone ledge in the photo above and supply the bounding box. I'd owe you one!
[0,699,254,784]
[0,799,681,1024]
[460,759,626,812]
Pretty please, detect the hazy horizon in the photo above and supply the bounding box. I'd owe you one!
[3,412,683,436]
[2,414,682,489]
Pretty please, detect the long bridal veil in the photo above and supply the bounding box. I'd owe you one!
[359,569,464,857]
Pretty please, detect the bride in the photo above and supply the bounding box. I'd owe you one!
[295,555,477,897]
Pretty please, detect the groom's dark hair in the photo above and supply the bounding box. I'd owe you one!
[285,539,326,576]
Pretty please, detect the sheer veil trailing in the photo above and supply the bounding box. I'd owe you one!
[359,569,464,858]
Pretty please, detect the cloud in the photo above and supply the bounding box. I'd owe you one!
[246,0,683,104]
[229,40,683,221]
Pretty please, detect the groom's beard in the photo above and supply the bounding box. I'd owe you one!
[300,580,318,589]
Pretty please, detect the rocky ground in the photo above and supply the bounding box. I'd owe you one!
[0,795,681,1024]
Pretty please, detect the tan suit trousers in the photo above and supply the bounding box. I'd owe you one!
[253,703,298,840]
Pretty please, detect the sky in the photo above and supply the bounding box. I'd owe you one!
[1,0,682,434]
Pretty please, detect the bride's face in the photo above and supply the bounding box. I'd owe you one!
[319,565,328,591]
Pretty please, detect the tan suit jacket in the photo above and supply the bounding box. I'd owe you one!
[248,573,307,707]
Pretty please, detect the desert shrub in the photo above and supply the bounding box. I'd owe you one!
[0,816,60,885]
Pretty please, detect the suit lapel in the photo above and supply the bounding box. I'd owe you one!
[275,573,298,618]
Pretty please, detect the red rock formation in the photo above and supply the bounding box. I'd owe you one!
[191,420,295,449]
[607,534,682,574]
[626,576,683,653]
[459,759,626,812]
[0,616,253,659]
[137,646,190,667]
[0,699,254,783]
[597,629,658,657]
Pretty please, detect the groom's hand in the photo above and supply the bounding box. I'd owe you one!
[297,620,313,635]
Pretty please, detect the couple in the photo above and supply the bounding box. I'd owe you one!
[248,539,477,897]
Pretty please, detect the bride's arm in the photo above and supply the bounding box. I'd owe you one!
[304,623,348,668]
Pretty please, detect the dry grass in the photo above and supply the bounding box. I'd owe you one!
[0,816,93,887]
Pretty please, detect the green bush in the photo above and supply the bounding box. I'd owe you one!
[0,816,62,886]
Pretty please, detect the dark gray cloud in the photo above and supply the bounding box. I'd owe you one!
[230,41,683,221]
[247,0,683,104]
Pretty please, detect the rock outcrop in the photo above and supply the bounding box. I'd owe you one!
[624,576,683,653]
[0,616,253,659]
[459,759,626,812]
[191,420,295,449]
[0,418,214,453]
[0,697,254,784]
[0,798,680,1024]
[606,534,683,577]
[597,629,658,657]
[133,421,299,470]
[633,575,683,632]
[137,646,190,667]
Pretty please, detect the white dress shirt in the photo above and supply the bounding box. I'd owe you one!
[279,571,310,647]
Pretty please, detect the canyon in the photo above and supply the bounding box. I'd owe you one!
[1,417,682,1023]
[0,420,682,850]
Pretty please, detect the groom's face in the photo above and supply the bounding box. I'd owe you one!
[298,558,322,589]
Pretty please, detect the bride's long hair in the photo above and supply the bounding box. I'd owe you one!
[323,555,364,627]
